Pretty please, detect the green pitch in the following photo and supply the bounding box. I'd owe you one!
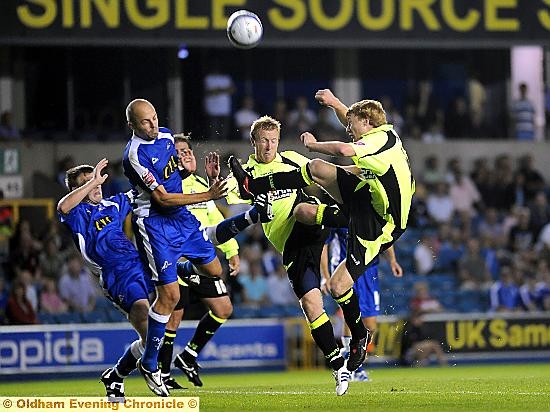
[2,364,549,411]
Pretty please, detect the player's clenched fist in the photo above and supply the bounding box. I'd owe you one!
[300,132,317,149]
[315,89,338,108]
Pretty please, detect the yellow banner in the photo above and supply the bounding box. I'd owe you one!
[0,397,199,412]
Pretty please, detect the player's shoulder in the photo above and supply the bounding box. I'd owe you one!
[280,150,310,166]
[159,127,173,136]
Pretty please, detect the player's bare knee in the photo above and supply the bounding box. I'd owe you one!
[293,203,317,224]
[211,297,232,319]
[214,304,232,319]
[308,159,324,181]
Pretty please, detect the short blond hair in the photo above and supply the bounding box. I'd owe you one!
[250,115,281,140]
[347,99,387,128]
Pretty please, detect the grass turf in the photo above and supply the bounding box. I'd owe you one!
[2,364,549,411]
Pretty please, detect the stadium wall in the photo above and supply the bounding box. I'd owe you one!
[1,313,548,379]
[0,319,286,379]
[4,140,550,198]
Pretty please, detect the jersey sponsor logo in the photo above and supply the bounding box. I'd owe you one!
[163,155,178,180]
[350,253,360,266]
[186,202,208,210]
[94,216,113,231]
[271,188,293,201]
[152,157,159,164]
[359,169,376,180]
[141,170,156,187]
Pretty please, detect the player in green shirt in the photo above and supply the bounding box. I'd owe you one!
[226,115,351,396]
[229,90,415,378]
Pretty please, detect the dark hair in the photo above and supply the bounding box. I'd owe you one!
[173,133,192,149]
[65,164,94,190]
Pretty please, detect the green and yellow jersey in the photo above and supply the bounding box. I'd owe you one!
[182,173,239,260]
[350,124,415,230]
[226,151,310,254]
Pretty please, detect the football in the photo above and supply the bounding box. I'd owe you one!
[227,10,263,49]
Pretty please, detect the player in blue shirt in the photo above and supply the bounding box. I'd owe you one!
[57,158,155,401]
[122,99,231,396]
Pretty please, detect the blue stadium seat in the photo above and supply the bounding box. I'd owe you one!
[81,309,110,323]
[283,305,304,318]
[38,313,58,324]
[55,312,83,324]
[454,290,490,313]
[257,305,286,318]
[231,306,260,319]
[106,308,127,322]
[95,298,114,310]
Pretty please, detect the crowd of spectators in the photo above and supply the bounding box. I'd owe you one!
[409,153,550,313]
[0,218,101,325]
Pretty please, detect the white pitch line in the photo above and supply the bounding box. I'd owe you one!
[197,389,549,396]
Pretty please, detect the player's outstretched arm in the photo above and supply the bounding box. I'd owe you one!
[300,132,356,157]
[57,158,109,214]
[315,89,348,127]
[152,179,228,207]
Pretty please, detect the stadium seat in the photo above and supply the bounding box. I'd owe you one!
[231,306,260,319]
[283,305,304,318]
[81,309,110,323]
[95,298,114,310]
[106,308,127,322]
[55,312,83,324]
[38,313,58,324]
[257,305,287,318]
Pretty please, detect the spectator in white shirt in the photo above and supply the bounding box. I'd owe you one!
[426,181,454,224]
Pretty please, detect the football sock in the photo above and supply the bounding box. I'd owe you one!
[211,209,259,245]
[333,288,368,340]
[181,311,226,363]
[114,339,142,376]
[141,307,170,371]
[158,329,177,376]
[248,163,313,193]
[309,312,341,369]
[315,204,348,228]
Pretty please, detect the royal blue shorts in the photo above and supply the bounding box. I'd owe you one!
[353,264,380,317]
[100,257,155,313]
[132,211,217,286]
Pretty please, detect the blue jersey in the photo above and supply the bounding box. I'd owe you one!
[58,193,139,272]
[122,127,216,285]
[58,193,153,312]
[123,127,197,221]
